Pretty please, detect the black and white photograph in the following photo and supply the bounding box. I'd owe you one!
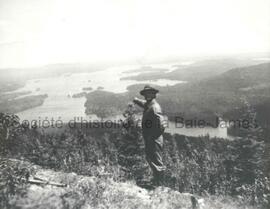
[0,0,270,208]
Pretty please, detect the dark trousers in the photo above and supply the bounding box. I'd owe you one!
[144,135,165,178]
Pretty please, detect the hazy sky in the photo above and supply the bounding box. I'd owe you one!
[0,0,269,68]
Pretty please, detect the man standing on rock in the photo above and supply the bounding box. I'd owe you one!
[133,85,166,186]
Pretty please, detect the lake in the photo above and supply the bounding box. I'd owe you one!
[11,62,233,139]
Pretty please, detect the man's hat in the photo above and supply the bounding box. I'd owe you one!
[140,85,159,96]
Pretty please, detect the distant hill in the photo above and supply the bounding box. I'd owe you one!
[84,62,270,127]
[121,58,268,82]
[158,62,270,126]
[0,63,104,82]
[198,62,270,91]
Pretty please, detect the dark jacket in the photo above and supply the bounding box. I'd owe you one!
[133,98,166,141]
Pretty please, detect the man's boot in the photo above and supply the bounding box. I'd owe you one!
[152,171,164,186]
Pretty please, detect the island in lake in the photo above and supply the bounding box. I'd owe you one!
[82,87,93,91]
[72,92,87,98]
[0,94,48,113]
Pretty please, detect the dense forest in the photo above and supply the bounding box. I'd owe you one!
[0,112,269,208]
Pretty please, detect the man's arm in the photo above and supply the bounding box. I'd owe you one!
[133,97,146,108]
